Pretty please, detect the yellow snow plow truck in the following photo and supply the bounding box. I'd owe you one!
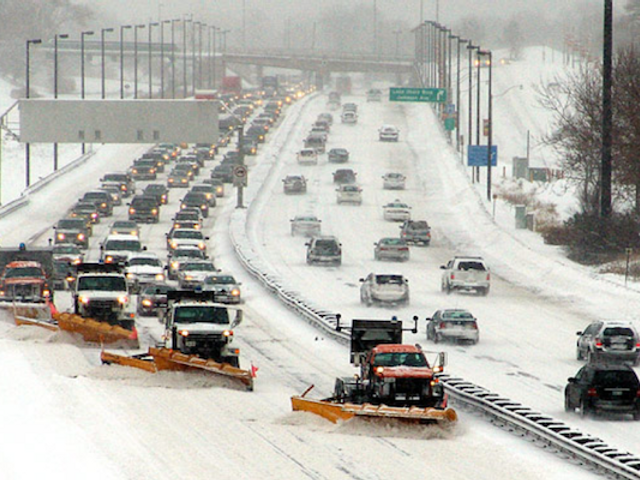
[292,316,457,425]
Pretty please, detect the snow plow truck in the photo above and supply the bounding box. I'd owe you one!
[291,315,457,425]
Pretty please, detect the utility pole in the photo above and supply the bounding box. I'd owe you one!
[601,0,613,218]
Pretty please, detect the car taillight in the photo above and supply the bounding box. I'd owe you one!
[450,273,455,280]
[486,273,491,281]
[587,388,598,397]
[439,322,446,329]
[399,247,409,251]
[594,338,603,348]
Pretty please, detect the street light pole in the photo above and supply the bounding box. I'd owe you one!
[479,50,493,200]
[134,24,145,99]
[601,0,613,218]
[161,20,170,99]
[192,21,198,95]
[455,38,468,151]
[467,43,478,179]
[25,38,41,187]
[80,31,94,156]
[53,33,68,171]
[171,19,179,99]
[149,22,159,99]
[101,28,114,99]
[220,29,229,81]
[120,25,132,99]
[373,0,378,57]
[183,18,192,98]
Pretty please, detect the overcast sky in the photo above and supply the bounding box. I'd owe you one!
[87,0,621,28]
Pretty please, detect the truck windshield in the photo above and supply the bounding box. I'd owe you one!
[373,352,428,367]
[77,276,127,291]
[174,306,229,324]
[4,267,44,279]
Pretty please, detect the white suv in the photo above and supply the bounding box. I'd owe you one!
[359,273,409,306]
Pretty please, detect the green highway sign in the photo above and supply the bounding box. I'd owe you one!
[389,87,447,103]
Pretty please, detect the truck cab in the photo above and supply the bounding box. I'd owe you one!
[163,290,243,367]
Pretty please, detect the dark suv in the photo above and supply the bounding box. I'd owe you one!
[128,195,160,223]
[80,190,114,217]
[400,220,432,246]
[565,363,640,419]
[305,236,341,266]
[101,172,135,198]
[576,321,640,365]
[181,192,210,218]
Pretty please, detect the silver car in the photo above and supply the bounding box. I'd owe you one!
[203,273,242,304]
[576,321,640,365]
[290,215,322,237]
[359,273,409,306]
[374,237,410,262]
[426,309,479,345]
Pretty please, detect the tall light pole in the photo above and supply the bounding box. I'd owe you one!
[101,28,114,99]
[25,38,41,187]
[160,20,171,98]
[171,19,180,99]
[373,0,378,57]
[53,33,68,171]
[80,31,94,155]
[479,50,493,200]
[148,22,159,98]
[120,25,132,99]
[197,22,205,90]
[467,43,479,180]
[601,0,613,218]
[220,29,230,82]
[134,24,145,99]
[192,21,199,95]
[183,17,192,98]
[242,0,247,51]
[455,37,468,151]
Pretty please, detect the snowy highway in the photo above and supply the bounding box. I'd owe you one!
[0,80,634,478]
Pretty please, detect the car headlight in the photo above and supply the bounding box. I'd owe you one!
[231,288,240,297]
[155,273,165,281]
[178,329,190,337]
[151,208,158,215]
[170,241,178,249]
[141,299,152,307]
[126,272,134,279]
[197,242,206,250]
[117,295,128,305]
[105,256,114,263]
[129,208,136,214]
[57,233,65,240]
[79,295,90,304]
[171,261,179,269]
[223,329,233,337]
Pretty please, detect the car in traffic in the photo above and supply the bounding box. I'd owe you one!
[379,124,399,142]
[426,309,479,344]
[100,183,123,206]
[180,192,210,218]
[110,220,140,237]
[359,273,409,306]
[202,273,242,304]
[576,321,640,365]
[383,200,411,221]
[328,148,349,163]
[128,195,160,223]
[100,172,135,197]
[441,256,491,296]
[400,220,431,246]
[297,148,318,165]
[564,363,640,419]
[290,215,322,237]
[336,184,362,205]
[137,283,176,316]
[100,234,144,264]
[382,172,406,190]
[80,190,114,217]
[143,183,169,205]
[54,218,91,248]
[125,253,165,292]
[210,164,235,184]
[167,246,208,280]
[283,175,307,194]
[306,236,342,266]
[190,184,217,207]
[374,237,410,262]
[173,208,203,229]
[304,133,326,153]
[70,201,100,224]
[52,244,84,266]
[167,170,191,188]
[333,169,357,184]
[129,159,157,181]
[367,88,383,102]
[176,260,218,289]
[166,228,208,252]
[341,110,358,124]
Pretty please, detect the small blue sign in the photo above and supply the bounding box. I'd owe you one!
[467,145,498,167]
[444,103,456,115]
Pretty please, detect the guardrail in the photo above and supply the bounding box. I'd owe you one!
[228,91,640,480]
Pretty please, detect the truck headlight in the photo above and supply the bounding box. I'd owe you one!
[178,329,190,337]
[57,233,66,240]
[141,299,152,307]
[223,329,233,337]
[79,295,90,304]
[155,273,165,281]
[197,242,206,250]
[231,289,240,297]
[117,295,128,304]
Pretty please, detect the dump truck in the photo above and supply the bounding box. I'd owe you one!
[0,247,55,303]
[291,315,457,425]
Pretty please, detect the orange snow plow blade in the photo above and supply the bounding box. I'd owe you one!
[100,347,254,391]
[291,387,457,425]
[12,304,58,331]
[54,312,139,348]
